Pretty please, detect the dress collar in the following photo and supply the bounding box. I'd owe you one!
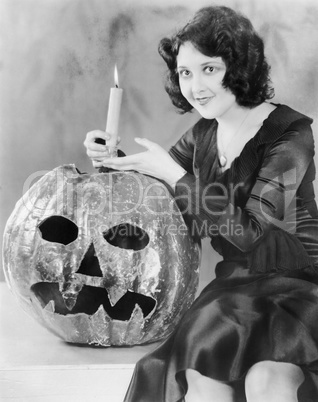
[192,104,313,183]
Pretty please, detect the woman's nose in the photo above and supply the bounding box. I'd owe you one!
[191,75,206,94]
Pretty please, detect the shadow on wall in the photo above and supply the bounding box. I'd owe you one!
[0,0,318,283]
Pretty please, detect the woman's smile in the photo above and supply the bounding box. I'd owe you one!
[195,96,214,106]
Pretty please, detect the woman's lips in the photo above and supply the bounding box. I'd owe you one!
[196,96,213,106]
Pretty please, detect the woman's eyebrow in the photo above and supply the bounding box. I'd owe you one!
[201,60,223,67]
[177,60,224,69]
[177,59,224,70]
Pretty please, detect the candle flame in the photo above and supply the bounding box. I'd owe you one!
[114,64,119,88]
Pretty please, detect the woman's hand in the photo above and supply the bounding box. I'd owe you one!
[84,130,120,168]
[100,137,186,187]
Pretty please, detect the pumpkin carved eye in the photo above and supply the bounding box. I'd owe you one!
[103,223,149,251]
[38,215,78,245]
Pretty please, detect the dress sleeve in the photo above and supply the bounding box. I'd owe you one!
[169,127,195,174]
[174,119,315,252]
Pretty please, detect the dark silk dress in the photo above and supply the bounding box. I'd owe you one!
[124,104,318,402]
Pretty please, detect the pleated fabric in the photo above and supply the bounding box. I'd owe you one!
[124,262,318,402]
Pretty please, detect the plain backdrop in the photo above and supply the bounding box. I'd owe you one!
[1,0,318,284]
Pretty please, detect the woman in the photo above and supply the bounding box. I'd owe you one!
[84,6,318,402]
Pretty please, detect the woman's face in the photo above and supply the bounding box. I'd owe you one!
[177,42,237,120]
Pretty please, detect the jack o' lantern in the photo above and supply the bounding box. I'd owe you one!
[3,165,200,346]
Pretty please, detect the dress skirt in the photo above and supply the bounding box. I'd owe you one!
[123,260,318,402]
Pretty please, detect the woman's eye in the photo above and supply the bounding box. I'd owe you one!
[179,69,191,78]
[205,66,215,73]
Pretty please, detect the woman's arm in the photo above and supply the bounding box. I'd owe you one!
[168,126,195,174]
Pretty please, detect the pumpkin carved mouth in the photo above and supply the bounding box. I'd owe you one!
[32,219,156,320]
[31,282,156,320]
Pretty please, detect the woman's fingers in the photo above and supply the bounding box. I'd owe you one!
[99,158,136,171]
[84,131,111,163]
[134,137,157,151]
[85,130,108,142]
[86,144,107,154]
[102,154,139,168]
[92,159,104,168]
[84,129,125,169]
[85,130,109,147]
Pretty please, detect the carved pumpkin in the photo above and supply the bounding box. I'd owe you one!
[3,165,200,346]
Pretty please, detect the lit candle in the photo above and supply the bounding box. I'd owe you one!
[105,64,123,150]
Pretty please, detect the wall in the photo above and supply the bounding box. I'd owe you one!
[1,0,318,283]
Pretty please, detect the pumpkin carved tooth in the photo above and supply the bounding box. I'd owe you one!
[60,273,83,310]
[62,295,76,311]
[44,299,55,313]
[107,286,128,306]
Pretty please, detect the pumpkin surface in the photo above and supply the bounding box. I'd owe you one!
[3,165,200,346]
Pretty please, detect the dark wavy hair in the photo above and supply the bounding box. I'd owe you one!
[158,6,274,113]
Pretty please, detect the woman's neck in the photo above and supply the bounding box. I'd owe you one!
[216,105,253,136]
[216,102,276,138]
